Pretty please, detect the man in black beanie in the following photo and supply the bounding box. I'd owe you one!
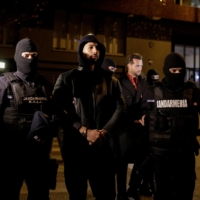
[146,69,159,86]
[143,52,200,200]
[0,38,55,200]
[52,34,126,200]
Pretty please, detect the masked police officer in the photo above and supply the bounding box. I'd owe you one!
[146,69,159,86]
[101,57,117,76]
[0,38,54,200]
[144,52,200,200]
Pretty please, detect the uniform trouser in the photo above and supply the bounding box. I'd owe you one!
[128,155,154,193]
[152,150,196,200]
[116,156,153,196]
[1,130,50,200]
[61,135,116,200]
[114,125,151,196]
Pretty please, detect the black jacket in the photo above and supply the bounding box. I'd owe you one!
[119,73,148,124]
[52,67,126,137]
[112,74,149,162]
[52,35,126,146]
[0,72,53,124]
[143,79,200,154]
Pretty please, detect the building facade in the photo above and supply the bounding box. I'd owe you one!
[0,0,200,85]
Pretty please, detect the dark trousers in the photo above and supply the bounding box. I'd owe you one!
[116,156,153,196]
[2,158,50,200]
[61,135,116,200]
[114,125,151,196]
[1,130,50,200]
[116,162,129,196]
[152,150,196,200]
[129,155,154,191]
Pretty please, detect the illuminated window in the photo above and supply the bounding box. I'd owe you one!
[53,10,67,50]
[175,44,200,87]
[53,10,125,55]
[53,11,95,51]
[103,15,125,55]
[0,16,18,46]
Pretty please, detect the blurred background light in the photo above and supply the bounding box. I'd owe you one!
[0,62,5,69]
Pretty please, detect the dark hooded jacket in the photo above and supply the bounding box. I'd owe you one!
[52,34,126,141]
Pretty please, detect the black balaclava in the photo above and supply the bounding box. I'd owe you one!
[163,52,186,90]
[101,58,117,77]
[14,38,38,77]
[77,34,105,70]
[147,69,159,85]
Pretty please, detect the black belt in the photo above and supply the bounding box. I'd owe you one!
[150,133,170,139]
[152,147,177,155]
[152,146,194,155]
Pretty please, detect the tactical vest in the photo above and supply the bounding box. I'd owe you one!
[148,81,198,151]
[2,72,49,131]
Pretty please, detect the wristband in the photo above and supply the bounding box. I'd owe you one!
[83,128,87,138]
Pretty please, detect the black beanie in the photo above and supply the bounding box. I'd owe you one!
[14,38,38,75]
[163,52,186,90]
[147,69,159,85]
[15,38,38,53]
[77,34,105,69]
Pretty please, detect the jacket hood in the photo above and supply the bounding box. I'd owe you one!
[77,34,106,70]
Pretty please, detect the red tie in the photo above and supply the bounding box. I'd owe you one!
[133,77,137,90]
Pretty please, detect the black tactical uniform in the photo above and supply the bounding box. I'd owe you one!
[144,53,200,200]
[0,38,54,200]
